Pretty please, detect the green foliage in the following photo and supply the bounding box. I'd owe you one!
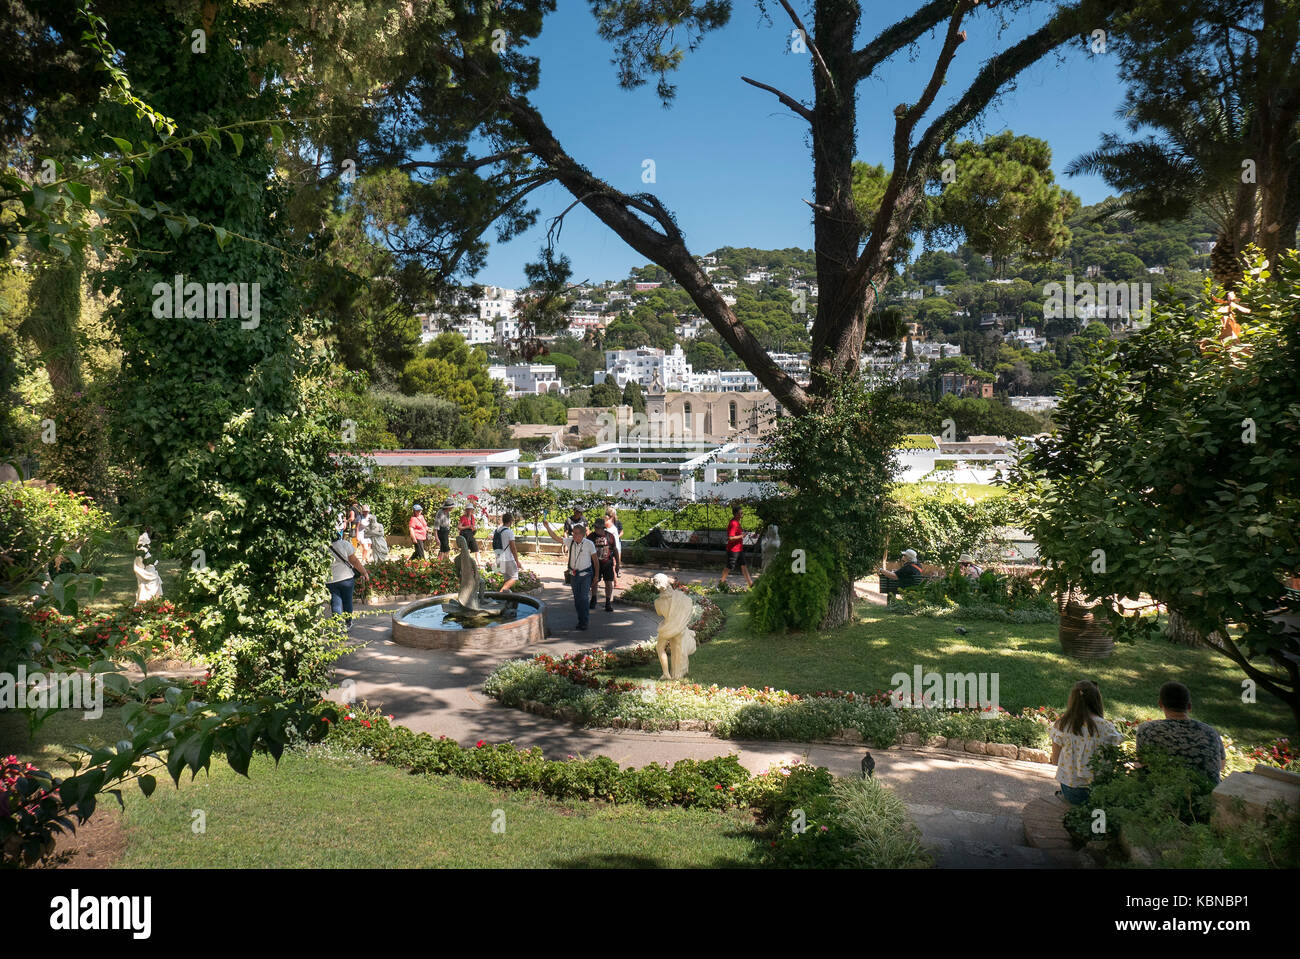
[1010,253,1300,725]
[33,390,112,502]
[931,132,1081,274]
[0,481,113,578]
[886,485,1015,567]
[399,332,504,435]
[747,545,834,633]
[1065,745,1300,868]
[757,374,906,623]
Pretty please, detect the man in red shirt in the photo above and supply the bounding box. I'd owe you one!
[719,504,753,588]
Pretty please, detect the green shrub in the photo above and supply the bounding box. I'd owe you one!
[747,545,835,632]
[0,481,114,580]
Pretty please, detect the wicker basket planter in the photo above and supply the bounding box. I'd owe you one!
[1057,588,1114,659]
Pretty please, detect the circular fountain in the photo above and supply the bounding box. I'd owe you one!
[390,532,547,650]
[391,592,545,650]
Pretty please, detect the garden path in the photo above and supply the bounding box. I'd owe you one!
[333,565,1085,868]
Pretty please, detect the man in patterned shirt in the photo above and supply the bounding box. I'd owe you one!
[1135,681,1225,783]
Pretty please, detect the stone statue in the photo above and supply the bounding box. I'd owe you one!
[760,524,781,570]
[133,531,164,604]
[444,530,506,624]
[362,509,389,562]
[651,573,697,679]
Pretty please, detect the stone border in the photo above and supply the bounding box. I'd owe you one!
[509,701,1052,763]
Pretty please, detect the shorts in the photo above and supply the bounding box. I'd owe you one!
[436,528,450,552]
[597,561,616,583]
[726,549,746,571]
[496,551,518,580]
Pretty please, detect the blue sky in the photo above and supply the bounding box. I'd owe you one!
[476,2,1130,287]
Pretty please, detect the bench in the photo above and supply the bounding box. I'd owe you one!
[641,529,760,551]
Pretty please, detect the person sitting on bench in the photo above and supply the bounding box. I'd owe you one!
[879,549,925,601]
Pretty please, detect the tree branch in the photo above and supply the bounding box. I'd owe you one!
[776,0,835,98]
[741,76,813,122]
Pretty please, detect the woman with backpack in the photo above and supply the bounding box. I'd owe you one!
[587,515,619,612]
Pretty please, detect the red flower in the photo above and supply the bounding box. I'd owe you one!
[361,719,372,728]
[475,740,486,748]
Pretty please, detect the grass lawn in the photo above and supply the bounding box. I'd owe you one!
[3,710,758,869]
[615,597,1295,747]
[84,542,183,611]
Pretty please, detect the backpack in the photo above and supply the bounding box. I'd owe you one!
[592,529,612,563]
[492,525,508,551]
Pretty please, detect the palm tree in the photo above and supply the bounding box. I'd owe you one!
[1067,85,1261,288]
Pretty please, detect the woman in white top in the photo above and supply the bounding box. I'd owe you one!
[1049,680,1124,805]
[543,517,596,631]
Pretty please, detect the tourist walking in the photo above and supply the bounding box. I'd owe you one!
[355,504,373,563]
[408,504,429,559]
[492,512,523,592]
[718,504,753,588]
[1135,681,1226,783]
[326,529,368,619]
[1049,680,1124,805]
[588,515,618,611]
[543,518,596,630]
[435,500,453,559]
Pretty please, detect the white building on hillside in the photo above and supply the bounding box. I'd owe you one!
[489,364,565,397]
[596,345,693,391]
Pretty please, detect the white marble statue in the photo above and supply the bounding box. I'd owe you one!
[651,573,697,680]
[133,531,164,603]
[760,524,781,571]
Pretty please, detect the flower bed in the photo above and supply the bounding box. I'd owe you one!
[25,598,196,662]
[889,568,1058,623]
[484,647,1051,749]
[313,703,930,868]
[362,557,542,602]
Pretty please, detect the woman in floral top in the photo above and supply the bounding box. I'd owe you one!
[1049,680,1123,805]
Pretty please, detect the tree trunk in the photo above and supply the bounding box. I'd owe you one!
[820,574,856,630]
[1165,607,1227,649]
[19,253,84,394]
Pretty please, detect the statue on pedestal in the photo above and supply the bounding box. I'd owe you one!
[443,530,507,625]
[133,530,164,603]
[651,573,697,679]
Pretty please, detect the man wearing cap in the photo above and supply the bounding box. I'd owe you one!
[543,517,597,630]
[880,549,925,597]
[409,504,429,559]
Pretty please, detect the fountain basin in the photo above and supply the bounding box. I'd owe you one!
[391,593,546,650]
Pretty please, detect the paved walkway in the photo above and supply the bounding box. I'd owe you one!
[332,565,1082,868]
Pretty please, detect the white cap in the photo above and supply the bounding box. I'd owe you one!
[902,549,918,561]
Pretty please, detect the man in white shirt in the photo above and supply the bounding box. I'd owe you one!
[492,512,524,591]
[544,518,596,630]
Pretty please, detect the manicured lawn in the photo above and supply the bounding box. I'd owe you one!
[616,597,1295,747]
[4,711,758,869]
